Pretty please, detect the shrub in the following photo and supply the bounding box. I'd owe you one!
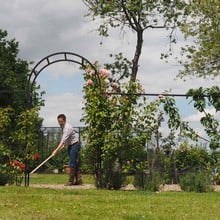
[179,171,213,192]
[0,174,8,186]
[134,170,162,191]
[0,144,11,185]
[102,159,125,190]
[175,143,212,177]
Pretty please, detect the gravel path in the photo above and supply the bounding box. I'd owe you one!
[29,184,96,190]
[29,183,220,191]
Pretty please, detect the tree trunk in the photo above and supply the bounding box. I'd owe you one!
[130,28,143,83]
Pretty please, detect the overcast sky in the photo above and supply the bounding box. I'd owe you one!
[1,0,219,139]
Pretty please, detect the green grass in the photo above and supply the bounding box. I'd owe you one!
[29,173,95,185]
[1,174,220,220]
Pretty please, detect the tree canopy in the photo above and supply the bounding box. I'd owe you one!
[0,30,30,110]
[83,0,188,82]
[179,0,220,78]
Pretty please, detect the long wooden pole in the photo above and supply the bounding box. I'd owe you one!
[30,154,54,174]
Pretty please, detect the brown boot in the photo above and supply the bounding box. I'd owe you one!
[74,167,83,185]
[65,168,76,186]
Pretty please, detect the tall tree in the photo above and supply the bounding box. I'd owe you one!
[179,0,220,78]
[83,0,187,83]
[0,29,43,166]
[0,30,29,109]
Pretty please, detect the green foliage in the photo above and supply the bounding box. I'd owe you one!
[104,52,132,81]
[14,107,43,156]
[0,107,14,147]
[84,0,186,36]
[83,0,188,82]
[0,30,29,110]
[102,158,126,190]
[186,86,220,150]
[81,65,112,187]
[175,142,213,176]
[0,144,26,186]
[0,144,11,185]
[160,96,198,141]
[82,64,211,189]
[134,141,215,189]
[81,1,219,190]
[179,0,220,78]
[134,170,162,192]
[0,29,43,183]
[179,171,213,192]
[82,64,154,188]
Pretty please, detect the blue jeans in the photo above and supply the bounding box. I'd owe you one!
[68,142,80,168]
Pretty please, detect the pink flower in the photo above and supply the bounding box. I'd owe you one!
[86,79,94,86]
[99,69,111,78]
[87,70,95,77]
[104,78,110,84]
[111,82,119,90]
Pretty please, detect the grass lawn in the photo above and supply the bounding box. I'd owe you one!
[0,174,220,220]
[29,173,95,185]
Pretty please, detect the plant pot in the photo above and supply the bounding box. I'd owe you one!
[63,165,70,174]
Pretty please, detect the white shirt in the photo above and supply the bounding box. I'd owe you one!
[60,122,78,146]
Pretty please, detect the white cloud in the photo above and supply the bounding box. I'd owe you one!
[182,108,220,141]
[34,61,81,80]
[40,92,84,127]
[184,108,220,122]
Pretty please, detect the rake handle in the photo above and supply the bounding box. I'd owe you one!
[30,154,54,174]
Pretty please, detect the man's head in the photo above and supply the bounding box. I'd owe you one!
[57,114,66,128]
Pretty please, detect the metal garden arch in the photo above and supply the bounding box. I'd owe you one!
[27,51,101,107]
[25,52,102,186]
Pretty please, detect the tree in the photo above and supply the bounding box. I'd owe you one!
[179,0,220,78]
[0,29,43,184]
[0,30,29,109]
[83,0,187,83]
[82,2,210,189]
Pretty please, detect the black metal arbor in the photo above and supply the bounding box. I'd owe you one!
[27,52,101,107]
[25,52,102,186]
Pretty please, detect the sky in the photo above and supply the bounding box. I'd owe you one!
[1,0,219,140]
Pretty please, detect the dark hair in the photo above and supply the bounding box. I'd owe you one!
[57,114,66,121]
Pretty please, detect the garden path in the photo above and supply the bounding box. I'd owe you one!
[29,183,220,191]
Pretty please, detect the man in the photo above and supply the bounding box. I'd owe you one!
[52,114,83,186]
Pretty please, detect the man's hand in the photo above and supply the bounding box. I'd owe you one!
[52,143,64,157]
